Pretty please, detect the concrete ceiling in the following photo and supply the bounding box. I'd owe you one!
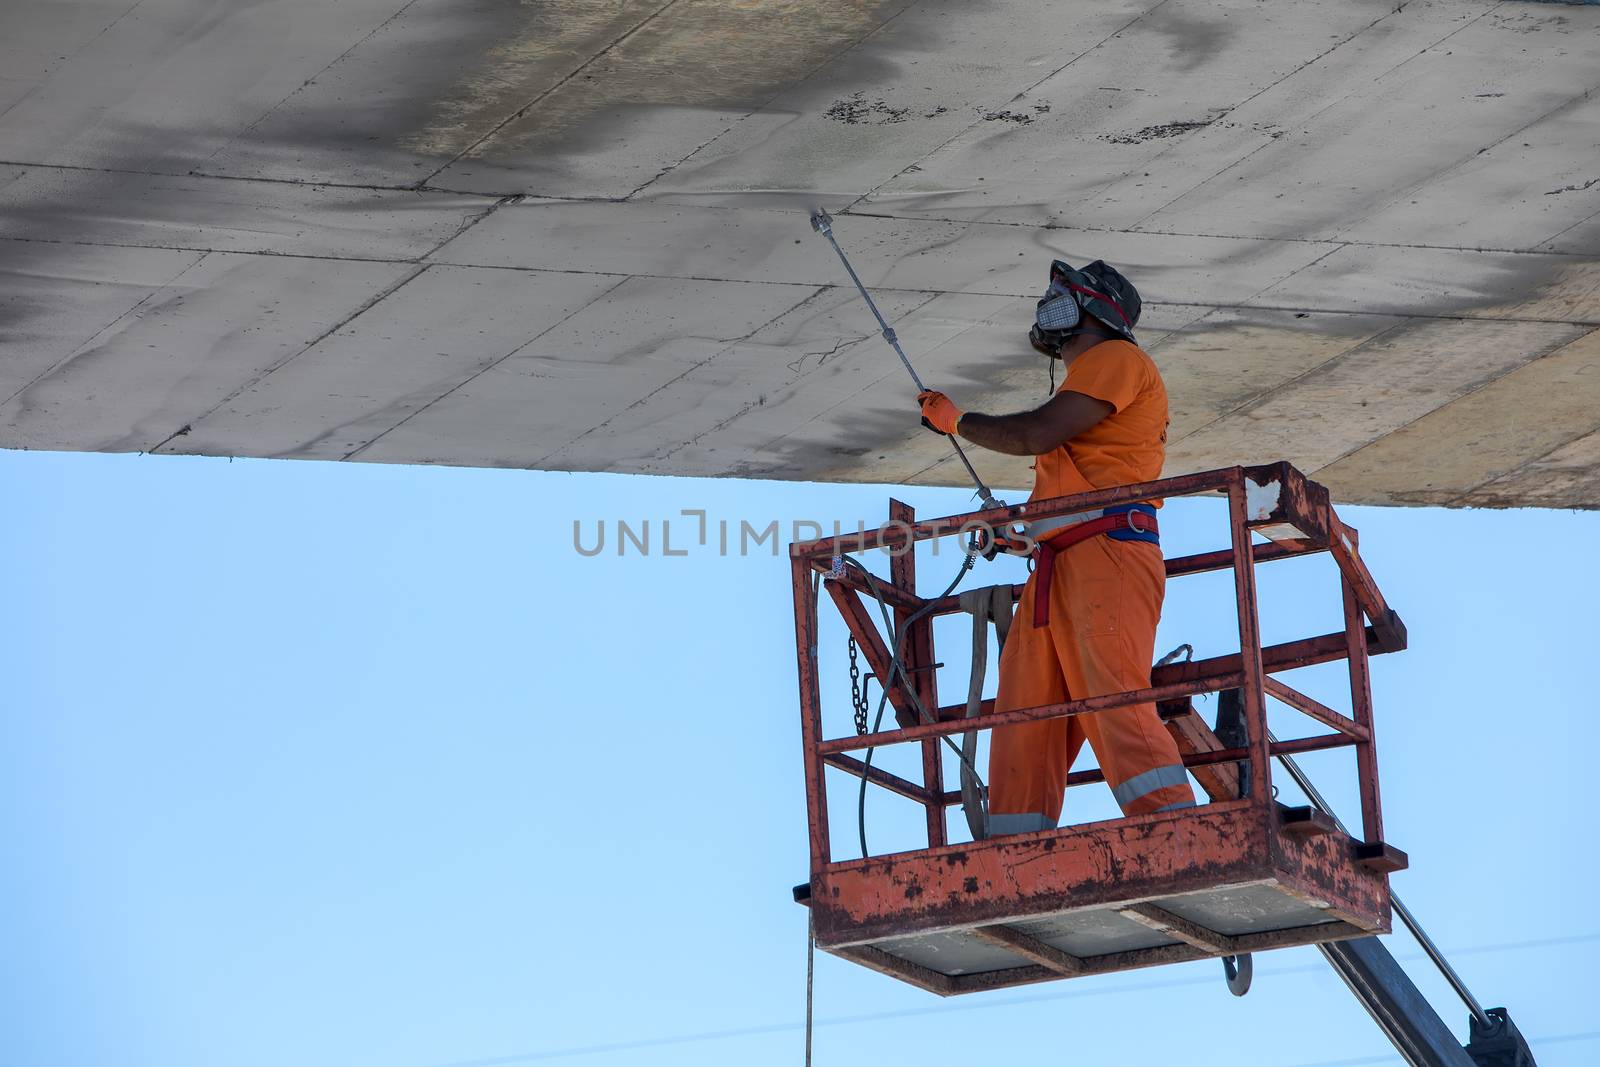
[3,0,1598,507]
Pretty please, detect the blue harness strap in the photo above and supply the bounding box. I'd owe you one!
[1104,503,1161,545]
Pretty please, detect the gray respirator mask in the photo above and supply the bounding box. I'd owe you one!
[1028,259,1141,361]
[1029,271,1087,359]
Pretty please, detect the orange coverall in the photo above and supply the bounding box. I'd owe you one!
[986,339,1196,835]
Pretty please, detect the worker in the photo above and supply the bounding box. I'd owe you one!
[917,259,1196,834]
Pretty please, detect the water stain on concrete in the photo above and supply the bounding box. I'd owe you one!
[407,0,908,162]
[403,0,673,159]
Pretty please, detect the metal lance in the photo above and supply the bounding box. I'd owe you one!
[809,208,1005,513]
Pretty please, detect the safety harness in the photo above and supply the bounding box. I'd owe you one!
[1029,503,1160,628]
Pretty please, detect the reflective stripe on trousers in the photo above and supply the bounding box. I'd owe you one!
[1111,764,1190,810]
[986,812,1058,835]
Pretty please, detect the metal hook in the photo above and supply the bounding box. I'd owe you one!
[1222,953,1253,996]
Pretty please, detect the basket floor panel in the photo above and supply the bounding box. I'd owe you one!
[1156,881,1336,937]
[862,880,1348,979]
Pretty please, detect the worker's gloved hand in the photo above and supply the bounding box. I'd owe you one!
[917,390,963,436]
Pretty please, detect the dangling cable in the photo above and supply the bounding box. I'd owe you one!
[804,911,815,1067]
[845,550,983,857]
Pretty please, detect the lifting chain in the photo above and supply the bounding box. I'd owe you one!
[847,634,870,735]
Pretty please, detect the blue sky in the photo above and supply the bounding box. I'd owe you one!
[4,449,1597,1067]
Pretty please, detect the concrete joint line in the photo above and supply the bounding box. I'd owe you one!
[199,0,432,170]
[1,248,210,410]
[151,263,431,453]
[341,274,636,462]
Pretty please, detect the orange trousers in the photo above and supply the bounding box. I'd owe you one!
[987,535,1195,834]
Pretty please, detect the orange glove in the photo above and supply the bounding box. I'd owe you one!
[917,390,963,436]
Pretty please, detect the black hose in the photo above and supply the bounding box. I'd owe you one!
[847,551,980,858]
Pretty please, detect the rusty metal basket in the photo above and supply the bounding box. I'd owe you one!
[789,463,1407,994]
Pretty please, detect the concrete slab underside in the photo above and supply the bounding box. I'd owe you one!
[2,0,1598,507]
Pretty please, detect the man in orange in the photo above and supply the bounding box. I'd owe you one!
[917,260,1195,834]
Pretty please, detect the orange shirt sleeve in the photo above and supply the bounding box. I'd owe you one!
[1058,342,1145,413]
